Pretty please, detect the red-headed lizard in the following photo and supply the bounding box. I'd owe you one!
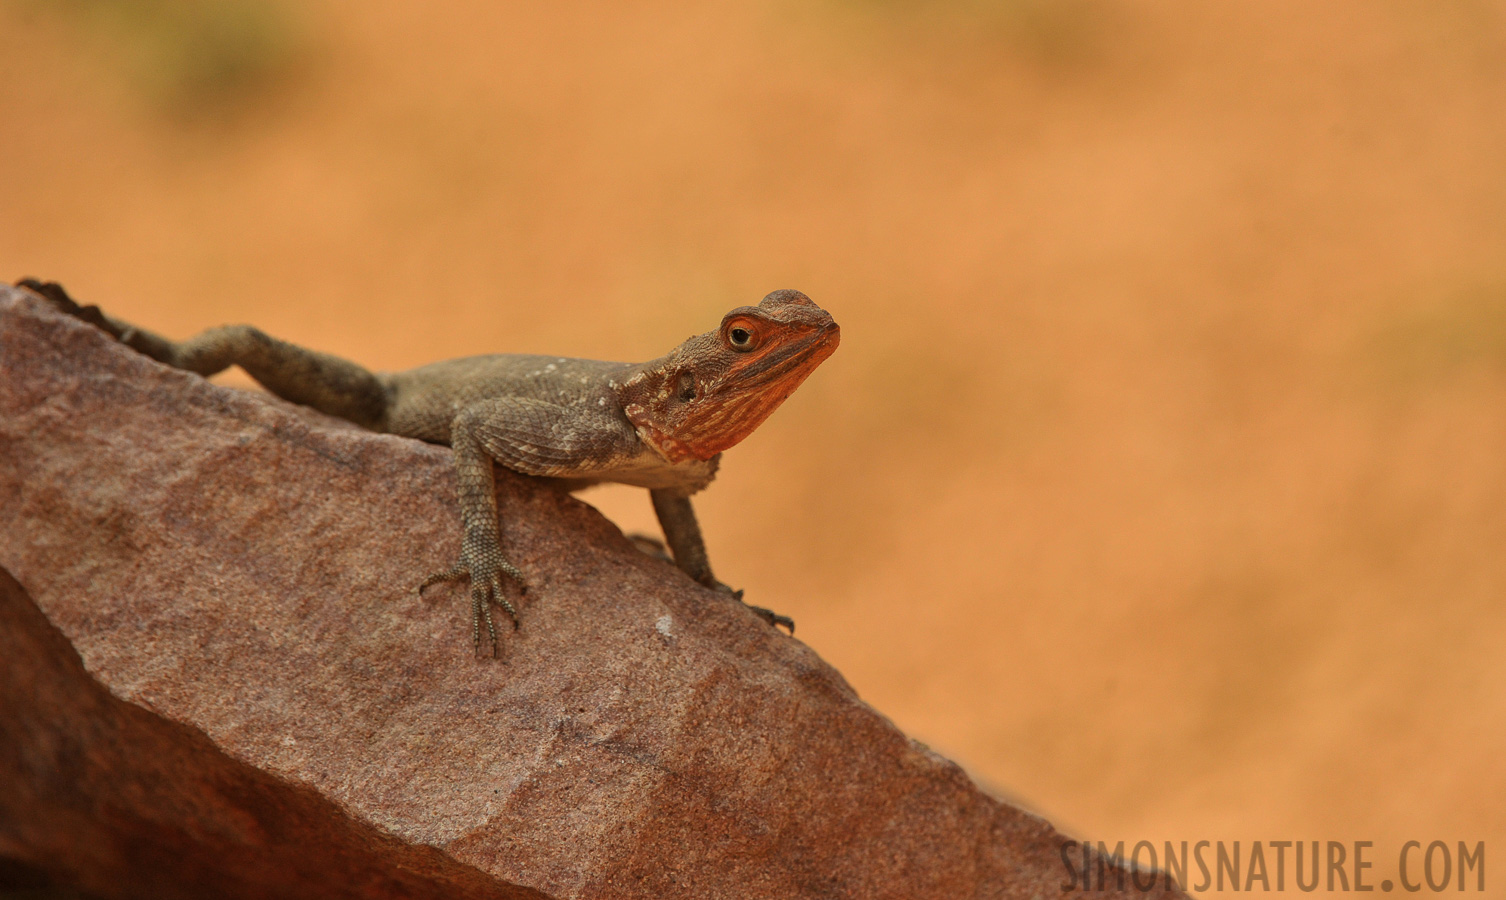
[17,279,839,655]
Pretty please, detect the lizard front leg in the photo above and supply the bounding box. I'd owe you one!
[418,409,527,657]
[415,397,642,656]
[649,489,794,633]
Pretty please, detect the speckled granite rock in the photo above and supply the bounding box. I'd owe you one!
[0,285,1186,900]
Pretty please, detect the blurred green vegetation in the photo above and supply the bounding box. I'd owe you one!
[17,0,305,120]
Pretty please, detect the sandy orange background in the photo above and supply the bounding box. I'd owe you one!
[3,2,1503,895]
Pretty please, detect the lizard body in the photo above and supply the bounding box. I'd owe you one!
[17,280,839,655]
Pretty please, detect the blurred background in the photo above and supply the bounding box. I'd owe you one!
[2,1,1503,895]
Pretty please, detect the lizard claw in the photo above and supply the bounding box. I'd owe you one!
[747,605,795,634]
[709,580,793,634]
[417,562,467,596]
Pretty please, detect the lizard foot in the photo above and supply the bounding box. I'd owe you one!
[417,549,527,658]
[16,278,112,331]
[709,581,794,634]
[16,278,163,356]
[746,604,795,634]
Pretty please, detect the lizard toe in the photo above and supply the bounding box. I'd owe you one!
[470,580,499,657]
[746,604,795,635]
[489,569,520,629]
[421,544,526,656]
[417,561,467,597]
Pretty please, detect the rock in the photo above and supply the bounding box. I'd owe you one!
[0,567,546,900]
[0,285,1185,899]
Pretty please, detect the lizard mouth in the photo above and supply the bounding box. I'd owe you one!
[669,320,840,460]
[735,321,841,390]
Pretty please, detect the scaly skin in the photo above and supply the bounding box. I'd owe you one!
[16,279,840,656]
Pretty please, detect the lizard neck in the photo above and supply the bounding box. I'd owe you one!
[611,359,700,463]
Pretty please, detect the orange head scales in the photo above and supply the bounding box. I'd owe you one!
[616,289,840,463]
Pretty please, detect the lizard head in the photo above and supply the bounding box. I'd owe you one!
[617,289,840,463]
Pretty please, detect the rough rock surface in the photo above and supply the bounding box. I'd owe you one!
[0,286,1185,899]
[0,567,547,900]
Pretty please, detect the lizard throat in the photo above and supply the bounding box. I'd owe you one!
[633,418,701,464]
[627,365,819,463]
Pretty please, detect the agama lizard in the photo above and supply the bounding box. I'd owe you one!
[16,279,839,655]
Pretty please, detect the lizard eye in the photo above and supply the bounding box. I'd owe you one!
[724,318,760,352]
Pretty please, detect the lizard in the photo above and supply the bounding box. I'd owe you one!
[15,278,840,656]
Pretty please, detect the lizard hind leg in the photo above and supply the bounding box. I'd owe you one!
[163,324,390,433]
[649,488,796,633]
[17,278,390,433]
